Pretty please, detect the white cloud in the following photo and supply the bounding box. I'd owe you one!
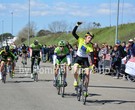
[31,11,49,16]
[0,1,135,18]
[0,4,6,10]
[0,1,93,17]
[97,2,135,16]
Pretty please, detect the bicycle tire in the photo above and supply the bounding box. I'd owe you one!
[35,73,38,82]
[76,87,81,101]
[23,62,25,68]
[55,79,60,95]
[57,87,60,95]
[2,74,6,83]
[82,74,88,105]
[9,72,13,78]
[61,76,65,97]
[33,73,38,82]
[82,90,87,105]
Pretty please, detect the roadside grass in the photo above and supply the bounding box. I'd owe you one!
[20,23,135,46]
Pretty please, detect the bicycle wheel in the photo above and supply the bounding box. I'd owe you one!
[9,71,13,78]
[56,77,60,95]
[23,62,25,68]
[61,75,65,97]
[82,89,87,105]
[76,87,81,101]
[2,73,6,84]
[35,73,38,82]
[82,75,88,105]
[57,87,60,95]
[33,73,38,82]
[57,81,61,95]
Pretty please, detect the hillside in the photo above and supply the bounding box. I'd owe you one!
[20,23,135,46]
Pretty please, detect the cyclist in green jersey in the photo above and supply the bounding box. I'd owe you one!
[0,46,16,79]
[53,40,72,87]
[72,22,95,95]
[30,40,42,78]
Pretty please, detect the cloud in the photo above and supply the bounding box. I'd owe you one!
[0,4,6,10]
[0,1,93,17]
[0,1,135,18]
[97,2,135,15]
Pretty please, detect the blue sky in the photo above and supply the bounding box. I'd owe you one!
[0,0,135,36]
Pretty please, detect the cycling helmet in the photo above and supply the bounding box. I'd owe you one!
[58,40,66,47]
[85,32,94,38]
[34,40,38,45]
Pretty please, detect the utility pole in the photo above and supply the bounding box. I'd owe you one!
[2,20,4,46]
[115,0,120,44]
[11,12,13,36]
[28,0,30,46]
[110,0,112,27]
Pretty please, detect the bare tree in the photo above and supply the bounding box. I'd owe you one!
[48,21,68,33]
[15,22,37,45]
[92,22,101,28]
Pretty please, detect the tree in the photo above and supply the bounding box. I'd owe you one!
[0,33,14,42]
[36,29,52,37]
[15,22,37,44]
[97,23,101,28]
[48,21,68,33]
[92,22,101,28]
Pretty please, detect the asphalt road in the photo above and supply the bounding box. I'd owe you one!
[0,58,135,110]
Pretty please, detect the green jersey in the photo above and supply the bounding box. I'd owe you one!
[0,50,16,61]
[54,47,69,56]
[30,43,42,51]
[54,46,69,64]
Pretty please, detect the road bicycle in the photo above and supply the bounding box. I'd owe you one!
[75,66,89,105]
[55,64,66,97]
[1,57,14,83]
[22,53,27,68]
[1,64,7,83]
[33,56,39,82]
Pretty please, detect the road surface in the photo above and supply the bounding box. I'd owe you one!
[0,58,135,110]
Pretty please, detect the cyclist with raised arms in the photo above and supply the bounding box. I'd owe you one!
[30,40,42,79]
[53,40,71,87]
[72,22,94,96]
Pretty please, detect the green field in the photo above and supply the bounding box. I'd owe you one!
[23,23,135,46]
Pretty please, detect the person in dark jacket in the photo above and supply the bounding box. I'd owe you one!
[128,39,135,57]
[111,45,121,79]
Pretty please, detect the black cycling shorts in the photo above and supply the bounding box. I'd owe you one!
[74,55,90,68]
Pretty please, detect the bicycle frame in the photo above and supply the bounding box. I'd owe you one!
[76,67,88,105]
[7,57,14,78]
[33,56,39,82]
[56,64,66,97]
[1,64,7,83]
[22,53,27,67]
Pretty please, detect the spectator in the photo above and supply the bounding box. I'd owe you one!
[72,44,78,64]
[93,43,100,69]
[110,45,121,79]
[128,39,135,57]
